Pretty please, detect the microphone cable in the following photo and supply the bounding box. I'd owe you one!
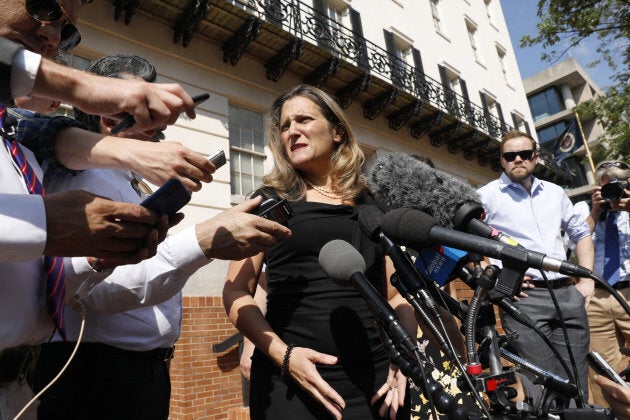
[13,297,86,420]
[13,259,108,420]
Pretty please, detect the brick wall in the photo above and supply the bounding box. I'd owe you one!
[169,296,247,420]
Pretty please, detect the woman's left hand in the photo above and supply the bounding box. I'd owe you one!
[370,364,407,419]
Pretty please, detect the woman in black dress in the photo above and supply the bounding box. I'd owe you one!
[223,85,417,419]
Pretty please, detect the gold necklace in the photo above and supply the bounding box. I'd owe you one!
[304,179,343,199]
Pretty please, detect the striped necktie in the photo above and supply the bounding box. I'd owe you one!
[0,106,66,340]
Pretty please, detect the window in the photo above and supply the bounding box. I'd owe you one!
[495,45,510,85]
[430,0,444,34]
[384,29,419,90]
[465,19,481,64]
[480,91,506,136]
[325,0,350,32]
[527,87,564,121]
[312,1,368,68]
[228,104,266,197]
[537,120,568,150]
[511,112,530,134]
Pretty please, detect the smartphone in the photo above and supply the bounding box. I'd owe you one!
[208,150,226,169]
[111,92,211,134]
[140,178,191,216]
[587,351,630,388]
[252,198,294,225]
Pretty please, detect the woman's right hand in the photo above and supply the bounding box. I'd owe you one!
[284,346,345,419]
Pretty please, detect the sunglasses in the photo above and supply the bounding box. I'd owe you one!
[26,0,81,51]
[597,161,629,170]
[502,149,535,162]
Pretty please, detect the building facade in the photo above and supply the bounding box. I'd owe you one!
[67,0,548,418]
[524,57,605,197]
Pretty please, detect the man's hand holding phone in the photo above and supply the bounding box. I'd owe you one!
[195,196,292,261]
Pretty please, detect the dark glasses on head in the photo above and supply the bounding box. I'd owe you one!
[26,0,81,51]
[502,149,534,162]
[597,161,629,170]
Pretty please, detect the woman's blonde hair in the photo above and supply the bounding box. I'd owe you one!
[260,84,365,201]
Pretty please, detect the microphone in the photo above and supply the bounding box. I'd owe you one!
[369,152,520,246]
[318,239,418,354]
[380,208,592,279]
[359,206,535,328]
[414,245,469,287]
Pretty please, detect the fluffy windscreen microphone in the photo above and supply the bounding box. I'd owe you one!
[369,152,482,229]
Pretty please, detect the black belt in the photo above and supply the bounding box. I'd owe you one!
[595,281,630,290]
[528,278,572,289]
[47,342,175,362]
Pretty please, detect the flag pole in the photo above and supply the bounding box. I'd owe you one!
[575,111,596,174]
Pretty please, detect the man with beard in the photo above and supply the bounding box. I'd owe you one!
[477,130,594,406]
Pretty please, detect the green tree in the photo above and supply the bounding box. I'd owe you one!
[520,0,630,160]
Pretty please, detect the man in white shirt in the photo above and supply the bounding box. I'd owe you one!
[477,130,594,407]
[0,2,289,418]
[31,54,291,420]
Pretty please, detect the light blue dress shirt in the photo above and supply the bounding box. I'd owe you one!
[477,172,591,281]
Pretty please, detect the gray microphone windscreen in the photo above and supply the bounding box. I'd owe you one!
[369,152,481,228]
[319,239,366,281]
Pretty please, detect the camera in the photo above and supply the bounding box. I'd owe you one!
[601,178,629,201]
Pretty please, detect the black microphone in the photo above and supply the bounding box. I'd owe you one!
[369,152,521,246]
[360,206,536,329]
[318,239,418,354]
[380,208,592,279]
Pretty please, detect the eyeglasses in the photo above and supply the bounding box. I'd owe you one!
[597,161,629,170]
[502,149,535,162]
[26,0,81,51]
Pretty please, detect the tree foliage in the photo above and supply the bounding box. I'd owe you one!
[520,0,630,161]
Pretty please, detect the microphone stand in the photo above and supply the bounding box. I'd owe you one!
[377,325,483,420]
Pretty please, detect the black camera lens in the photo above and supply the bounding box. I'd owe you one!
[601,179,629,201]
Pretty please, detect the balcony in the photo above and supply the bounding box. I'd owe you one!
[106,0,571,183]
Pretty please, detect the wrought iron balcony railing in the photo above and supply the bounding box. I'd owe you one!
[231,0,510,139]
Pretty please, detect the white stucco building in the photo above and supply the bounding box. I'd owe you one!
[67,0,546,294]
[62,1,556,416]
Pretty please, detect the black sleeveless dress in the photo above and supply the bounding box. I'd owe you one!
[249,195,410,419]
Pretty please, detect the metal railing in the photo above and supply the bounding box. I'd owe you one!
[229,0,509,138]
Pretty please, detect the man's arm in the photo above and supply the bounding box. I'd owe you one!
[0,37,195,134]
[32,58,195,135]
[43,190,167,261]
[54,128,215,192]
[70,197,291,313]
[574,234,595,307]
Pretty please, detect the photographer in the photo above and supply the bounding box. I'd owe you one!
[584,161,630,407]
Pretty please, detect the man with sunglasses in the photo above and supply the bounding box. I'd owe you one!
[477,130,594,405]
[576,160,630,407]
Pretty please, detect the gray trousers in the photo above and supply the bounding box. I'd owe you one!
[500,285,590,406]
